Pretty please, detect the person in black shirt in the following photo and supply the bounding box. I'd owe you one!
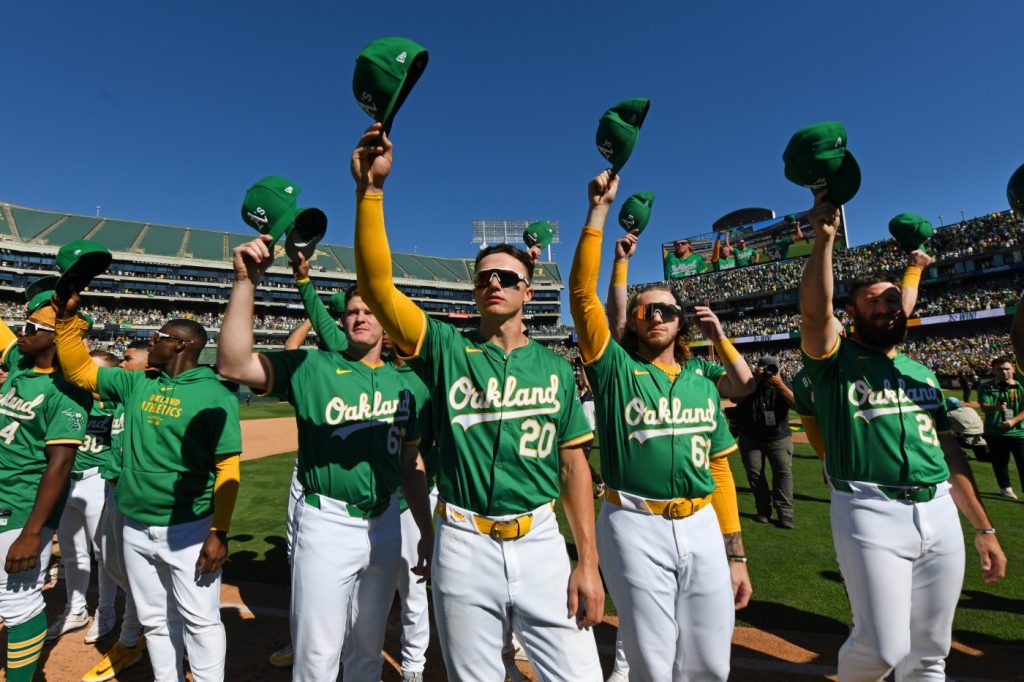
[735,355,796,528]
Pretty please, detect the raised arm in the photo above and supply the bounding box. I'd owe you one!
[800,193,844,358]
[53,293,99,393]
[569,170,619,363]
[0,318,15,361]
[291,254,348,352]
[693,307,755,398]
[901,249,933,318]
[284,320,313,351]
[217,236,275,391]
[351,124,427,357]
[606,232,638,343]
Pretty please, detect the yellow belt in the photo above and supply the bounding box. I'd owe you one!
[605,489,712,519]
[436,500,534,540]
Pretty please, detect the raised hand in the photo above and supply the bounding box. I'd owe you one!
[808,190,841,240]
[588,169,620,208]
[693,305,726,342]
[615,232,639,261]
[351,122,393,193]
[290,252,311,281]
[232,235,275,286]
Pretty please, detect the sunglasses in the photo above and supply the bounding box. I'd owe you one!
[474,268,529,290]
[23,321,56,336]
[634,302,682,322]
[153,330,192,344]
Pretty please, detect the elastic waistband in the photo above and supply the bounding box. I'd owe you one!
[71,467,101,481]
[436,499,553,540]
[605,488,713,519]
[303,492,390,519]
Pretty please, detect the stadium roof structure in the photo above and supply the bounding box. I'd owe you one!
[0,201,563,286]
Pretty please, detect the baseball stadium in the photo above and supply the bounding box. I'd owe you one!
[4,5,1024,682]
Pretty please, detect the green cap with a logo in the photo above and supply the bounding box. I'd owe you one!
[353,37,429,134]
[523,221,554,250]
[618,192,655,234]
[241,176,328,262]
[888,213,933,252]
[783,121,860,206]
[27,290,55,316]
[328,291,347,317]
[55,240,113,296]
[1008,162,1024,215]
[596,98,650,173]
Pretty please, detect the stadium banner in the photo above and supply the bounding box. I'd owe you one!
[661,207,848,280]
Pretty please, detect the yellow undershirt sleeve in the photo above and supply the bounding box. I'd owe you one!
[712,338,741,365]
[210,454,241,532]
[800,415,826,460]
[709,455,741,535]
[569,227,611,363]
[901,265,922,291]
[55,315,98,392]
[0,319,16,354]
[353,193,427,356]
[611,258,629,287]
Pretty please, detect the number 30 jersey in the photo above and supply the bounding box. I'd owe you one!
[802,335,950,486]
[584,340,737,500]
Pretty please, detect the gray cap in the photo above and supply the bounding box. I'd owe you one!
[757,355,780,367]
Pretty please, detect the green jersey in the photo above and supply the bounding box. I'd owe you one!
[395,363,438,511]
[666,252,707,279]
[101,404,125,482]
[685,357,725,386]
[97,365,242,526]
[408,317,593,516]
[733,247,756,267]
[772,236,794,259]
[0,341,91,530]
[792,367,815,417]
[76,400,116,472]
[298,279,348,353]
[713,257,736,271]
[801,335,950,486]
[262,349,419,509]
[585,340,737,499]
[978,375,1024,438]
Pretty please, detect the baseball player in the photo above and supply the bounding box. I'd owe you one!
[55,293,242,682]
[47,350,120,644]
[81,341,150,682]
[352,122,604,681]
[800,192,1006,680]
[0,291,91,682]
[218,245,432,682]
[570,170,751,682]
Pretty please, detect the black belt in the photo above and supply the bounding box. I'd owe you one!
[832,479,937,502]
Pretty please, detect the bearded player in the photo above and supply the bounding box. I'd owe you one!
[570,170,750,681]
[353,122,604,681]
[800,191,1005,681]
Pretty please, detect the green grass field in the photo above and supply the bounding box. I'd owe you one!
[225,442,1023,645]
[238,401,295,421]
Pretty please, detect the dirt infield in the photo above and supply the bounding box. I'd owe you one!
[240,417,297,461]
[7,577,1021,681]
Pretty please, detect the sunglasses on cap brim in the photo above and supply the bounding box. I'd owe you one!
[634,302,682,321]
[23,321,56,336]
[474,268,530,289]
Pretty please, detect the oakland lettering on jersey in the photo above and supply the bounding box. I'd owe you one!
[448,374,562,429]
[624,396,717,427]
[847,378,942,422]
[0,388,45,420]
[325,390,408,426]
[140,392,183,418]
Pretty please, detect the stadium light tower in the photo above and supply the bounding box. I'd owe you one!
[471,219,560,261]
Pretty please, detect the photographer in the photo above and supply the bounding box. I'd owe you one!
[978,355,1024,499]
[735,355,796,528]
[945,397,990,462]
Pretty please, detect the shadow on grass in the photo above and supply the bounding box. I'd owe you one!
[225,533,289,585]
[739,600,849,636]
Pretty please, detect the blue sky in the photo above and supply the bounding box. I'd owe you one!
[4,2,1022,321]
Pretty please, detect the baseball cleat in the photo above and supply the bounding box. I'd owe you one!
[401,671,424,682]
[1000,487,1018,500]
[84,608,117,644]
[268,643,294,668]
[81,637,146,682]
[46,607,90,641]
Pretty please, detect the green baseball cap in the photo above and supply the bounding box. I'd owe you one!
[618,192,656,234]
[523,221,554,250]
[55,240,113,296]
[1008,162,1024,215]
[782,121,861,206]
[353,37,429,134]
[328,291,347,317]
[27,290,55,316]
[888,213,933,252]
[242,176,327,259]
[24,275,59,303]
[284,208,328,263]
[596,98,650,173]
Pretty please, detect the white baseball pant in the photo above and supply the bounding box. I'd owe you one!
[285,457,302,564]
[123,515,225,682]
[432,500,602,682]
[57,471,116,617]
[0,527,53,627]
[830,482,965,681]
[290,494,401,682]
[597,502,734,682]
[97,482,143,645]
[396,487,439,674]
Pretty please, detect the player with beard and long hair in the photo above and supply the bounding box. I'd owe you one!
[799,191,1006,681]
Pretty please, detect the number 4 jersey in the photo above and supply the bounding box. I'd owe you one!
[801,335,950,486]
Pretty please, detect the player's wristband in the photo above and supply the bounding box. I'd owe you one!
[713,338,741,366]
[901,266,922,290]
[611,259,629,287]
[727,555,748,563]
[974,527,996,535]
